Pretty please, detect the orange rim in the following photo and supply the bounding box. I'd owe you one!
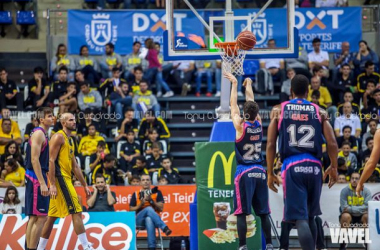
[215,42,239,50]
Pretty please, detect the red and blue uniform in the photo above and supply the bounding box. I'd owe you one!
[233,120,270,216]
[24,127,50,216]
[278,99,323,221]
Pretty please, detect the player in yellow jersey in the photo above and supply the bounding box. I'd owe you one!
[37,113,94,250]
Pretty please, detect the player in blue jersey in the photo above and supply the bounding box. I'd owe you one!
[224,72,273,250]
[266,75,338,250]
[25,107,54,250]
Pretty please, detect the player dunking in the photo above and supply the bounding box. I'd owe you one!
[224,72,273,250]
[37,113,94,250]
[266,75,338,250]
[25,107,54,250]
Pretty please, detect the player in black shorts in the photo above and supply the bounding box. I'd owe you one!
[224,72,273,250]
[266,75,338,250]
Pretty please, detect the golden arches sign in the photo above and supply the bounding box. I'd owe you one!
[207,151,235,188]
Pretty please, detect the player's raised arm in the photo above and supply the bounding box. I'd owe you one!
[31,130,49,196]
[266,105,281,193]
[48,133,64,198]
[320,109,339,188]
[357,129,380,196]
[244,77,254,102]
[244,77,262,123]
[224,72,243,133]
[72,154,91,196]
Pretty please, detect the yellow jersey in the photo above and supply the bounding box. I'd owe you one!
[55,130,75,179]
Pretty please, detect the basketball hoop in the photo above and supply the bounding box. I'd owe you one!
[215,42,246,76]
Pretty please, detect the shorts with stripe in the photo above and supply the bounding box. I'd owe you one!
[25,169,50,216]
[48,175,82,218]
[233,164,270,215]
[281,153,322,221]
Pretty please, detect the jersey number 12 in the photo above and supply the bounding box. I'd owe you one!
[287,124,315,148]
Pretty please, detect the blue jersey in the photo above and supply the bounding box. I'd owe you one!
[25,127,49,172]
[278,99,323,161]
[235,120,263,165]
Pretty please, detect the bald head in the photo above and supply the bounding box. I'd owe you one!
[342,42,350,52]
[310,76,321,90]
[60,113,76,131]
[343,102,352,115]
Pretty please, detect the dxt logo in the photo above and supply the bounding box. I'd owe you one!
[133,13,187,32]
[295,10,344,30]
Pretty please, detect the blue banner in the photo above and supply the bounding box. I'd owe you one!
[68,8,361,55]
[68,10,206,55]
[296,7,362,52]
[0,212,136,250]
[234,7,361,52]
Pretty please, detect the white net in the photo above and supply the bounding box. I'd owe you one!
[216,42,247,76]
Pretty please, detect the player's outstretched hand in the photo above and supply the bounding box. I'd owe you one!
[40,183,49,197]
[50,184,57,199]
[223,72,237,85]
[323,166,338,188]
[356,182,364,198]
[243,77,252,87]
[84,186,91,197]
[267,174,279,193]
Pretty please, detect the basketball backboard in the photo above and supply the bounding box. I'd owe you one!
[163,0,298,61]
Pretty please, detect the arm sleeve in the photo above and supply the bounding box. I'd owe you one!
[156,190,164,203]
[93,91,103,108]
[67,56,76,71]
[355,117,362,131]
[51,56,58,71]
[116,54,123,64]
[130,193,137,206]
[334,117,340,132]
[150,95,158,107]
[371,51,379,64]
[324,88,332,104]
[16,204,22,214]
[340,188,349,212]
[77,92,85,110]
[157,118,170,139]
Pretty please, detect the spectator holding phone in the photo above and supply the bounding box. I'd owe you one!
[87,175,116,212]
[129,174,172,250]
[89,141,108,172]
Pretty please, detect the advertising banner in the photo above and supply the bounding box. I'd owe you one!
[0,212,135,250]
[67,10,206,55]
[75,185,196,237]
[67,8,361,55]
[234,7,362,52]
[368,201,380,250]
[269,183,380,236]
[195,142,263,250]
[0,185,195,237]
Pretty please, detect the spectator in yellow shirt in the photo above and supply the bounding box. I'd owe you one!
[0,119,21,155]
[0,159,25,187]
[307,76,337,125]
[78,124,109,157]
[0,108,21,137]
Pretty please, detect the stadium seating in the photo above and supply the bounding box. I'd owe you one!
[0,10,11,37]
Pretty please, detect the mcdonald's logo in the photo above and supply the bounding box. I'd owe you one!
[207,151,235,188]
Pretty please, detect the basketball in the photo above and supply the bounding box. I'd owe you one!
[236,31,256,50]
